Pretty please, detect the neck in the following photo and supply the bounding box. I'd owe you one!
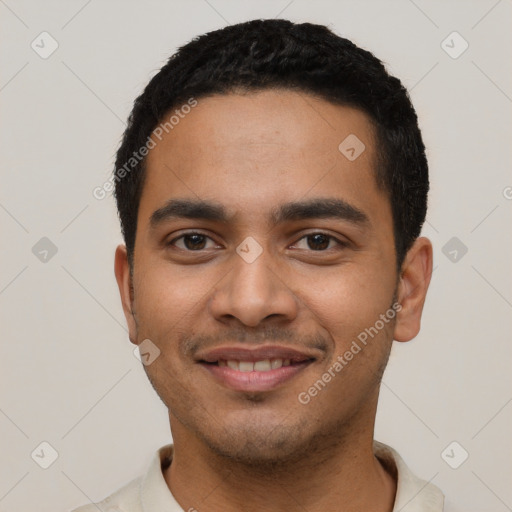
[163,408,396,512]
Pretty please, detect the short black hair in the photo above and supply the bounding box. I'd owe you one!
[114,19,428,270]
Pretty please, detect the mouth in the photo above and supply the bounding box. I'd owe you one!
[196,346,318,392]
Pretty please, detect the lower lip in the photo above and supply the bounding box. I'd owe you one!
[199,362,313,392]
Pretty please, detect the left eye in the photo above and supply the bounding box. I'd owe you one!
[293,233,344,251]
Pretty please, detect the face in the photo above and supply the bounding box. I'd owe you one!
[115,89,432,465]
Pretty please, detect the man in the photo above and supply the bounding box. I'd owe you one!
[75,18,442,512]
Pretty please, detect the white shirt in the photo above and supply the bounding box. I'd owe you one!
[71,441,445,511]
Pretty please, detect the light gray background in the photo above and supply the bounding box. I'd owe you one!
[1,1,511,511]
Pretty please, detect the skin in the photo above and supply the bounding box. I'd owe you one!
[115,89,433,512]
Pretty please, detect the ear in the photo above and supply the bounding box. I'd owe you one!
[394,237,433,342]
[114,244,138,345]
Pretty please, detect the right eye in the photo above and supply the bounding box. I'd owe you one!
[167,232,219,251]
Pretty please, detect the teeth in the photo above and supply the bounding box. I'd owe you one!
[227,360,238,370]
[270,359,283,369]
[220,358,286,372]
[254,359,271,371]
[239,361,254,372]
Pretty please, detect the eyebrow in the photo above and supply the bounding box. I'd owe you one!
[149,197,369,229]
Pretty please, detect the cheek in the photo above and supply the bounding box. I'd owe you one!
[300,262,396,342]
[133,258,213,330]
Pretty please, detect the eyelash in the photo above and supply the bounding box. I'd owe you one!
[167,231,348,252]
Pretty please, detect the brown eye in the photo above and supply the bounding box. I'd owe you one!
[306,233,331,250]
[293,232,345,251]
[183,234,207,250]
[169,232,216,251]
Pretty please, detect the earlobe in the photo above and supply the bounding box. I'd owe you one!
[394,237,433,343]
[114,244,138,344]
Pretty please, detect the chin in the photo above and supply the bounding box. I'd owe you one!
[199,418,315,468]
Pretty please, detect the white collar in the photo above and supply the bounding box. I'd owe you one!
[137,441,444,511]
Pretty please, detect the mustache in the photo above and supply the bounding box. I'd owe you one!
[179,325,329,357]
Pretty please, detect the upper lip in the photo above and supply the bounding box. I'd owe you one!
[196,345,319,363]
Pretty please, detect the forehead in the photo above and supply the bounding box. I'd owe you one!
[148,89,376,164]
[139,89,389,228]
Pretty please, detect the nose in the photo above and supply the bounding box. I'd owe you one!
[209,246,299,328]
